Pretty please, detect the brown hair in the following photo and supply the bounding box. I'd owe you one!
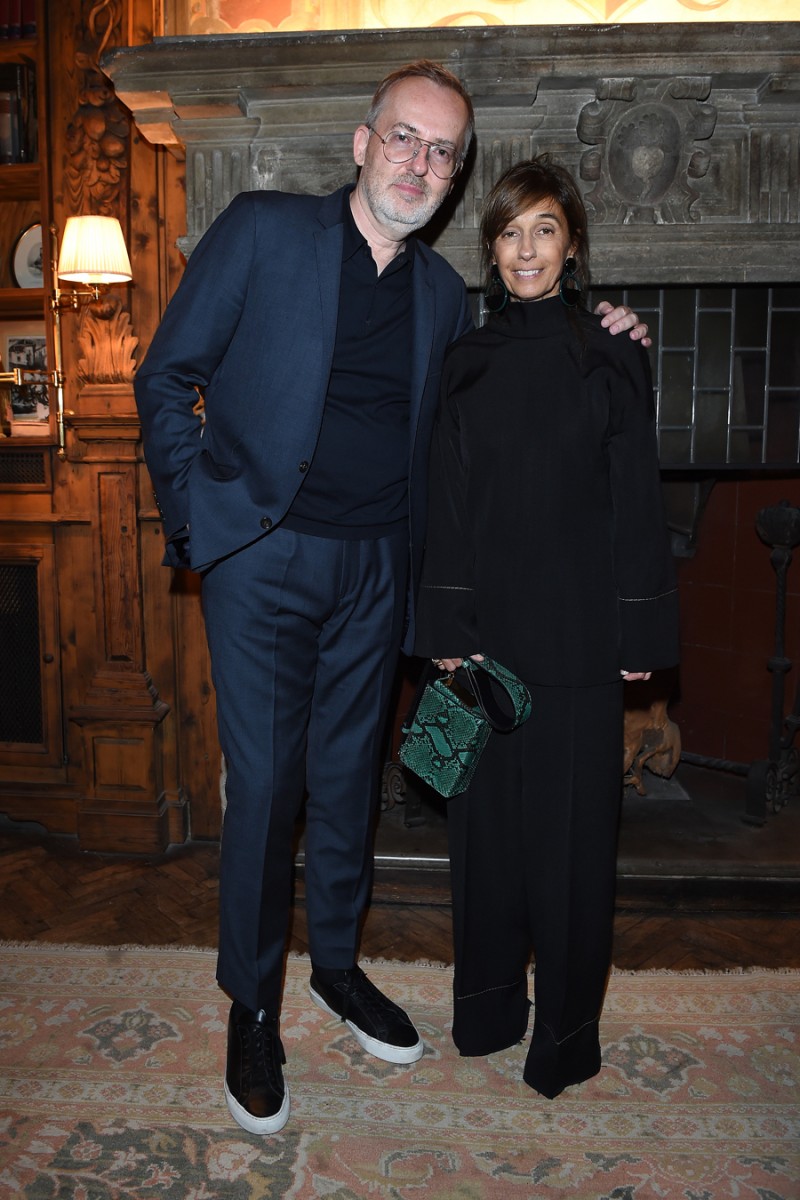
[366,60,475,161]
[480,156,589,291]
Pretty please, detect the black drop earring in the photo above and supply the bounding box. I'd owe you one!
[559,256,581,308]
[483,263,509,314]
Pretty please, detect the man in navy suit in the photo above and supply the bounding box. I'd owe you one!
[135,60,648,1135]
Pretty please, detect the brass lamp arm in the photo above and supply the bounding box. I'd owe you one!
[0,367,58,387]
[0,364,61,384]
[51,284,103,312]
[0,368,25,386]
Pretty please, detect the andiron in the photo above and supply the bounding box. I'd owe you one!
[744,500,800,825]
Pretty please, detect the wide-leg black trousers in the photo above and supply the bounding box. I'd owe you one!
[447,680,624,1099]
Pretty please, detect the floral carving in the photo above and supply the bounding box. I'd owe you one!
[65,1,129,220]
[76,297,138,383]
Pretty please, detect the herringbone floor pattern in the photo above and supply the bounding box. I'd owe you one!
[1,824,798,971]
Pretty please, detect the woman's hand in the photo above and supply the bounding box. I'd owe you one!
[594,300,651,348]
[432,654,484,673]
[620,670,652,682]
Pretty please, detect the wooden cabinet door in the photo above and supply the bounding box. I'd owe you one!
[0,541,63,770]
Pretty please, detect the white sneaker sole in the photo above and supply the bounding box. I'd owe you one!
[224,1080,290,1134]
[310,985,425,1065]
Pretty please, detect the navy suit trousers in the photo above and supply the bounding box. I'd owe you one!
[201,525,409,1013]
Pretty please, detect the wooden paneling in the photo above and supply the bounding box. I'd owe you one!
[0,541,62,770]
[0,0,189,851]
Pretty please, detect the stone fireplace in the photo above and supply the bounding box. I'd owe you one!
[102,22,800,819]
[104,21,800,475]
[103,22,799,284]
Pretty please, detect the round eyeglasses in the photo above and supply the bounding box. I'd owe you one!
[367,126,461,180]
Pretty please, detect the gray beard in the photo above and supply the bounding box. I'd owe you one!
[360,173,442,234]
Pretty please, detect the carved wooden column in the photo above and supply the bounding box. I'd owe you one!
[50,0,184,851]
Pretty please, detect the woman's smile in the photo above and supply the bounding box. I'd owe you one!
[492,199,575,302]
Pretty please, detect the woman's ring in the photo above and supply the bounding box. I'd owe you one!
[432,658,444,668]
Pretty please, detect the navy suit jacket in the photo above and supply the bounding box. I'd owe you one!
[134,185,473,652]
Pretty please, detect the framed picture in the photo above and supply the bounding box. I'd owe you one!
[1,320,49,434]
[12,222,44,289]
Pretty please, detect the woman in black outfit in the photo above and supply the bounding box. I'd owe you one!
[415,157,679,1100]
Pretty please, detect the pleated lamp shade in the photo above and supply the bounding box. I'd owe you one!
[57,216,133,285]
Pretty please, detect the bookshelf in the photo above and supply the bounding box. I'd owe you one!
[0,0,52,437]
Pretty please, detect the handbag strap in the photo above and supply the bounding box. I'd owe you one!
[458,656,532,732]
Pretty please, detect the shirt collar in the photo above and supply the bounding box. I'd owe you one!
[340,185,416,269]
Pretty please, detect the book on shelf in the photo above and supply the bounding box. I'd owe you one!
[21,0,35,38]
[0,89,20,163]
[0,61,36,162]
[6,0,21,40]
[0,0,36,41]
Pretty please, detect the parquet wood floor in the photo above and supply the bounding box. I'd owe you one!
[1,824,798,971]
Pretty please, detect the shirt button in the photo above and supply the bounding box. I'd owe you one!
[260,516,272,530]
[299,461,309,473]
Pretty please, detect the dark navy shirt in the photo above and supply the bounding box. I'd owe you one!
[283,189,414,539]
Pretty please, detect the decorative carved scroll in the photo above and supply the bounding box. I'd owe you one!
[64,0,136,383]
[66,1,129,219]
[578,77,717,225]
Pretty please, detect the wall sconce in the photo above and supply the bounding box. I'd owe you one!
[50,215,134,456]
[56,215,133,292]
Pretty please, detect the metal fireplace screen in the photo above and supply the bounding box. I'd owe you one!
[590,284,800,469]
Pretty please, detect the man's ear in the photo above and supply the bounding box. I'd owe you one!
[353,125,370,168]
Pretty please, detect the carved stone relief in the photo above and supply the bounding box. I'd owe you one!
[180,117,259,247]
[101,24,800,286]
[577,77,717,226]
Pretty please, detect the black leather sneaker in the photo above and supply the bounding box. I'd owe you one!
[310,967,424,1064]
[224,1001,290,1134]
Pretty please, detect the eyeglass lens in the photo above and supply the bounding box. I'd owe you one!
[381,131,457,179]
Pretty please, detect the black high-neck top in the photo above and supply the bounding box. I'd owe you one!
[490,294,580,336]
[415,296,679,685]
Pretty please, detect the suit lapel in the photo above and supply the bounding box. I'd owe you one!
[313,189,347,368]
[410,252,435,450]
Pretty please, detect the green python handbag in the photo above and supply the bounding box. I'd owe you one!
[399,656,532,798]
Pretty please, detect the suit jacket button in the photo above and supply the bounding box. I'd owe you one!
[299,461,309,472]
[260,516,272,530]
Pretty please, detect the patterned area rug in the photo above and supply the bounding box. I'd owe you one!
[0,945,798,1200]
